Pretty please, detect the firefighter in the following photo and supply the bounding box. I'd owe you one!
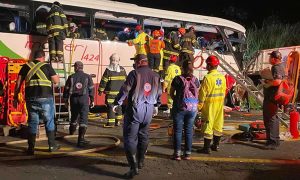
[67,22,80,39]
[179,26,198,65]
[92,19,108,40]
[113,54,162,178]
[46,1,68,62]
[127,25,150,56]
[63,61,94,147]
[13,50,60,155]
[35,22,47,35]
[163,55,181,112]
[197,55,226,154]
[98,53,127,127]
[263,51,285,150]
[148,30,165,73]
[162,28,183,78]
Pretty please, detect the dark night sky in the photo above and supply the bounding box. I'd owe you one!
[115,0,300,27]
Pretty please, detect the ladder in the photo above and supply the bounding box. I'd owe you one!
[207,50,289,127]
[49,60,70,125]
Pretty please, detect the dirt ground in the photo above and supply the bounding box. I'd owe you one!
[1,111,300,180]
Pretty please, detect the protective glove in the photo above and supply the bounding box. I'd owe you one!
[153,107,158,117]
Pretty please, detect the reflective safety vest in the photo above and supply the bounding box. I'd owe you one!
[25,62,51,87]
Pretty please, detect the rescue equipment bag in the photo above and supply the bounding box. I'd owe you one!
[179,75,198,111]
[274,79,294,105]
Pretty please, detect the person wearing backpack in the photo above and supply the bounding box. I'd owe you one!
[169,60,200,160]
[197,55,226,154]
[262,51,285,150]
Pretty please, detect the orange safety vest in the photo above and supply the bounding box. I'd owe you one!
[149,39,165,54]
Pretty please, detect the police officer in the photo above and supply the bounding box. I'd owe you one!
[63,61,94,147]
[197,55,226,154]
[98,53,127,127]
[13,50,60,155]
[263,51,285,150]
[113,54,162,178]
[46,1,68,62]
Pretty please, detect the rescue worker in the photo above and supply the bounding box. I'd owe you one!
[179,26,198,65]
[13,50,60,155]
[197,55,226,154]
[263,51,285,150]
[77,22,88,39]
[127,25,150,57]
[67,22,80,39]
[113,54,162,178]
[46,1,68,62]
[163,55,181,112]
[35,21,47,35]
[148,30,165,73]
[98,53,127,127]
[162,28,183,78]
[92,19,108,40]
[63,61,95,147]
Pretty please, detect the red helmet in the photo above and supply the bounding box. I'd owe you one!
[169,55,178,63]
[152,30,160,37]
[206,55,220,66]
[178,28,186,35]
[135,25,142,31]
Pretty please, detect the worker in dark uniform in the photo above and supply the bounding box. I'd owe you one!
[63,61,94,147]
[179,26,198,65]
[92,19,108,40]
[98,53,127,127]
[67,22,80,39]
[113,54,162,178]
[162,28,183,78]
[263,51,285,150]
[46,1,68,62]
[13,50,60,155]
[35,22,47,35]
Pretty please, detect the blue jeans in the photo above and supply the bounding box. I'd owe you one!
[26,97,55,134]
[173,110,197,155]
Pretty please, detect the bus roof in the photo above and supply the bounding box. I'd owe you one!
[32,0,246,33]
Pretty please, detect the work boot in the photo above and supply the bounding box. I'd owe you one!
[47,131,60,152]
[137,151,146,169]
[77,126,89,148]
[211,135,221,151]
[27,133,36,155]
[197,138,212,154]
[124,152,139,179]
[69,124,77,135]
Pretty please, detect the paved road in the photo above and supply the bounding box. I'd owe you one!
[0,112,300,179]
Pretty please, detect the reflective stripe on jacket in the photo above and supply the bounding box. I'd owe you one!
[25,62,51,87]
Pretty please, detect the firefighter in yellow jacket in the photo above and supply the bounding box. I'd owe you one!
[127,25,150,56]
[197,55,226,154]
[46,1,68,62]
[98,53,127,127]
[163,55,181,111]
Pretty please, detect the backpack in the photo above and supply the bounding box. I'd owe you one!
[179,75,198,111]
[274,79,294,105]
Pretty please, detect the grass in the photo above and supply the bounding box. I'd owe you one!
[244,17,300,62]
